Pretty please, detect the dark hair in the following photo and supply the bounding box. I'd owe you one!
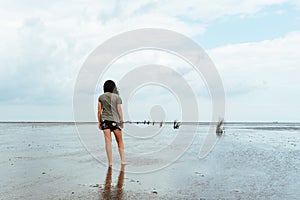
[103,80,119,94]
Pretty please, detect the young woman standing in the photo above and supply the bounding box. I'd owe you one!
[98,80,126,166]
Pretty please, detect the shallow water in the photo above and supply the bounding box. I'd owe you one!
[0,122,299,199]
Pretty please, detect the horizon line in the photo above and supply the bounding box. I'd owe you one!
[0,121,299,124]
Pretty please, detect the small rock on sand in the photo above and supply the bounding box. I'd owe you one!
[90,184,101,188]
[195,172,205,177]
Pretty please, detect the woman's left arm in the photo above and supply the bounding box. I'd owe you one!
[117,104,124,128]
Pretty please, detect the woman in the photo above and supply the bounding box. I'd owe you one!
[98,80,126,166]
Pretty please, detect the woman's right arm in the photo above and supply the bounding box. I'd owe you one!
[98,102,102,130]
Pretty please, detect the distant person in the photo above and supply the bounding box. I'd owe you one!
[98,80,126,166]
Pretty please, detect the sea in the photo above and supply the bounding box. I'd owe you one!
[0,122,299,199]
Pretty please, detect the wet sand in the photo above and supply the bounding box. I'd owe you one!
[0,122,299,199]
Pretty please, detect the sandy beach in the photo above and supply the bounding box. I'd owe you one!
[0,122,299,199]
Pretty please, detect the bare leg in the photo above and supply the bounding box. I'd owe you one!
[103,129,113,166]
[113,129,126,164]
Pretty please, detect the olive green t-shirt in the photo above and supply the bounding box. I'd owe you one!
[98,92,122,122]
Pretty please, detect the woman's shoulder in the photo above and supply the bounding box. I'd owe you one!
[111,92,120,97]
[99,92,110,100]
[99,92,121,103]
[99,92,120,98]
[112,93,122,103]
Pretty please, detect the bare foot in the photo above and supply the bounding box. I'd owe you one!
[109,163,112,167]
[121,161,127,165]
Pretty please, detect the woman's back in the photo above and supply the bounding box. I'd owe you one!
[99,92,122,122]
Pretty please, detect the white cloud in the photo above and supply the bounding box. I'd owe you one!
[209,31,300,92]
[208,31,300,120]
[0,17,79,104]
[0,0,299,121]
[0,0,206,104]
[152,0,291,21]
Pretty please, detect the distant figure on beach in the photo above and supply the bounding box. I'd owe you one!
[160,121,163,128]
[216,119,224,136]
[98,80,126,166]
[173,120,180,129]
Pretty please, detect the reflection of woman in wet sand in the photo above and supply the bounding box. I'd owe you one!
[98,80,126,166]
[102,165,125,199]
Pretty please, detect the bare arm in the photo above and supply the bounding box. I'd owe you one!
[117,104,124,128]
[98,102,102,129]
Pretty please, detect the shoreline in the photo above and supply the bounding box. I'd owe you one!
[1,122,299,199]
[1,121,299,124]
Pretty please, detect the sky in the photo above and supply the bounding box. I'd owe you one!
[0,0,300,122]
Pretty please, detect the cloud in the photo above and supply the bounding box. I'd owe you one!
[207,31,300,120]
[209,31,300,94]
[0,0,299,121]
[0,0,207,105]
[147,0,293,21]
[0,17,77,104]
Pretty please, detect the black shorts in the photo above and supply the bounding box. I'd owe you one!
[101,120,122,131]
